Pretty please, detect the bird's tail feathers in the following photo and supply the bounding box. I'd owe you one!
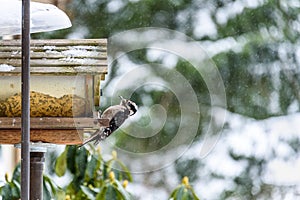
[78,128,103,148]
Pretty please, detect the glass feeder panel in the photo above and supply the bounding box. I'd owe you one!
[0,76,91,117]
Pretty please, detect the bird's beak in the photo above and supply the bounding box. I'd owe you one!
[119,96,124,100]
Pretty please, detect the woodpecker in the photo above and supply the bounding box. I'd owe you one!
[79,96,138,147]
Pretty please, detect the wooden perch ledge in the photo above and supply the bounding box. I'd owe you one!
[0,117,109,145]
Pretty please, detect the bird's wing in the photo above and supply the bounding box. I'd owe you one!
[101,105,130,132]
[109,110,130,132]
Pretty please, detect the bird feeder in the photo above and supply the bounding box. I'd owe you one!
[0,39,108,145]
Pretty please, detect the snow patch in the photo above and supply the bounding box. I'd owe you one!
[0,64,15,72]
[43,46,57,51]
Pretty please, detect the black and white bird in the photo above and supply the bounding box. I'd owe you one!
[80,96,138,147]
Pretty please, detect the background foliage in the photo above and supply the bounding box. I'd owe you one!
[1,0,300,199]
[1,146,199,199]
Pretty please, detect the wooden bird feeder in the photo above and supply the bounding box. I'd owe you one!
[0,39,109,145]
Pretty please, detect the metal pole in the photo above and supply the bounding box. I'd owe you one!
[21,0,30,199]
[30,152,45,200]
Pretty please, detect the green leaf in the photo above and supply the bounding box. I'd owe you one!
[190,188,200,200]
[170,186,180,198]
[170,186,191,200]
[9,181,20,199]
[106,159,132,182]
[56,189,66,200]
[12,163,21,182]
[75,147,88,178]
[181,192,190,200]
[43,175,65,199]
[1,184,12,200]
[97,182,130,200]
[11,180,20,191]
[114,159,133,182]
[96,186,107,200]
[70,176,83,193]
[55,148,67,177]
[67,145,77,174]
[170,185,200,200]
[175,187,186,200]
[43,180,52,200]
[113,179,133,200]
[0,181,21,200]
[80,185,96,200]
[102,162,109,180]
[85,155,101,180]
[43,174,57,196]
[103,184,118,200]
[66,181,77,195]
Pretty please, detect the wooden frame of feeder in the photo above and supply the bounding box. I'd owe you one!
[0,39,109,145]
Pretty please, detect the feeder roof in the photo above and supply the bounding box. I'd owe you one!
[0,39,107,75]
[0,0,71,36]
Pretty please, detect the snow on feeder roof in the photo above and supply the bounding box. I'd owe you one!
[0,0,71,36]
[0,39,107,75]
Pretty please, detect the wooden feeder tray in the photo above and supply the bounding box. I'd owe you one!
[0,39,108,145]
[0,117,109,145]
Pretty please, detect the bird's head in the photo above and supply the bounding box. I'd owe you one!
[119,96,138,116]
